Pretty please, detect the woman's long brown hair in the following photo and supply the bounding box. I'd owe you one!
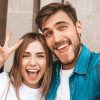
[9,32,52,99]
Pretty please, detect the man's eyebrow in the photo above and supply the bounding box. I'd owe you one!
[42,21,68,32]
[55,21,67,25]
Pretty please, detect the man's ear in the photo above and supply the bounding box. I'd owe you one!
[76,21,82,36]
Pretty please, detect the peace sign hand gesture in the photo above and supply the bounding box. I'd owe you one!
[0,32,23,68]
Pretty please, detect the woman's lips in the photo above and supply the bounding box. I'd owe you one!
[26,69,40,78]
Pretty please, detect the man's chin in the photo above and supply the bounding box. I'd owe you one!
[59,56,76,66]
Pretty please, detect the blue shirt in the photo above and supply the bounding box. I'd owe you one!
[46,44,100,100]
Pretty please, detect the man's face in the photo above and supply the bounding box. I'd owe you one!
[42,11,82,68]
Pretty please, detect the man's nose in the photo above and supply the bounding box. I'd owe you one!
[53,30,62,42]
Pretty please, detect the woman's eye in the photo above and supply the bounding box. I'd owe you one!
[22,55,29,58]
[37,54,45,58]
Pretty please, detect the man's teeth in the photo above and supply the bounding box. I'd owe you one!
[57,44,69,50]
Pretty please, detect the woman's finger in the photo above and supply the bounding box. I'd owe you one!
[3,32,12,47]
[10,39,23,53]
[0,46,3,52]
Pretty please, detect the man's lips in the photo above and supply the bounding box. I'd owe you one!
[54,42,70,53]
[57,43,69,50]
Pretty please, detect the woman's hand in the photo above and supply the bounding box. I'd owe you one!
[0,32,23,68]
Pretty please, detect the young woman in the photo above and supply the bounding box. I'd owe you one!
[0,32,52,100]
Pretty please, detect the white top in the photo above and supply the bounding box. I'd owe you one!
[55,67,74,100]
[0,72,41,100]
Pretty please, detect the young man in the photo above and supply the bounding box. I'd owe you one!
[36,2,100,100]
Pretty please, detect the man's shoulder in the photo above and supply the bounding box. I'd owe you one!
[89,52,100,81]
[90,52,100,65]
[92,52,100,69]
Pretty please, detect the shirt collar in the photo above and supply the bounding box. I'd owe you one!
[74,44,91,75]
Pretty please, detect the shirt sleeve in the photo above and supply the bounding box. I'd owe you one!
[0,72,9,92]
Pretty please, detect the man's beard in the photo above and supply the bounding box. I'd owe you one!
[62,34,81,67]
[62,42,81,67]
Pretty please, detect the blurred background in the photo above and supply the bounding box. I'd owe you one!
[0,0,100,72]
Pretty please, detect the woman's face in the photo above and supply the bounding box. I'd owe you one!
[21,40,46,88]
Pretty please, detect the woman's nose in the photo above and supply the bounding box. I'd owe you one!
[29,56,37,66]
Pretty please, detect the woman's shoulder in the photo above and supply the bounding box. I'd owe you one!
[0,72,9,79]
[0,72,9,88]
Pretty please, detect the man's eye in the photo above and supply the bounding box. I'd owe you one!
[59,26,67,31]
[44,31,53,38]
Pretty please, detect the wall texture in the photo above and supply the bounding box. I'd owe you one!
[4,0,100,71]
[5,0,34,71]
[64,0,100,52]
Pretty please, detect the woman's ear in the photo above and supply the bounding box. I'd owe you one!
[76,21,82,36]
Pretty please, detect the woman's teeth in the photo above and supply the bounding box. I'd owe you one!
[27,69,39,77]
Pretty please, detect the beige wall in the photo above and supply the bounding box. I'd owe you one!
[5,0,100,71]
[40,0,62,8]
[64,0,100,52]
[5,0,34,71]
